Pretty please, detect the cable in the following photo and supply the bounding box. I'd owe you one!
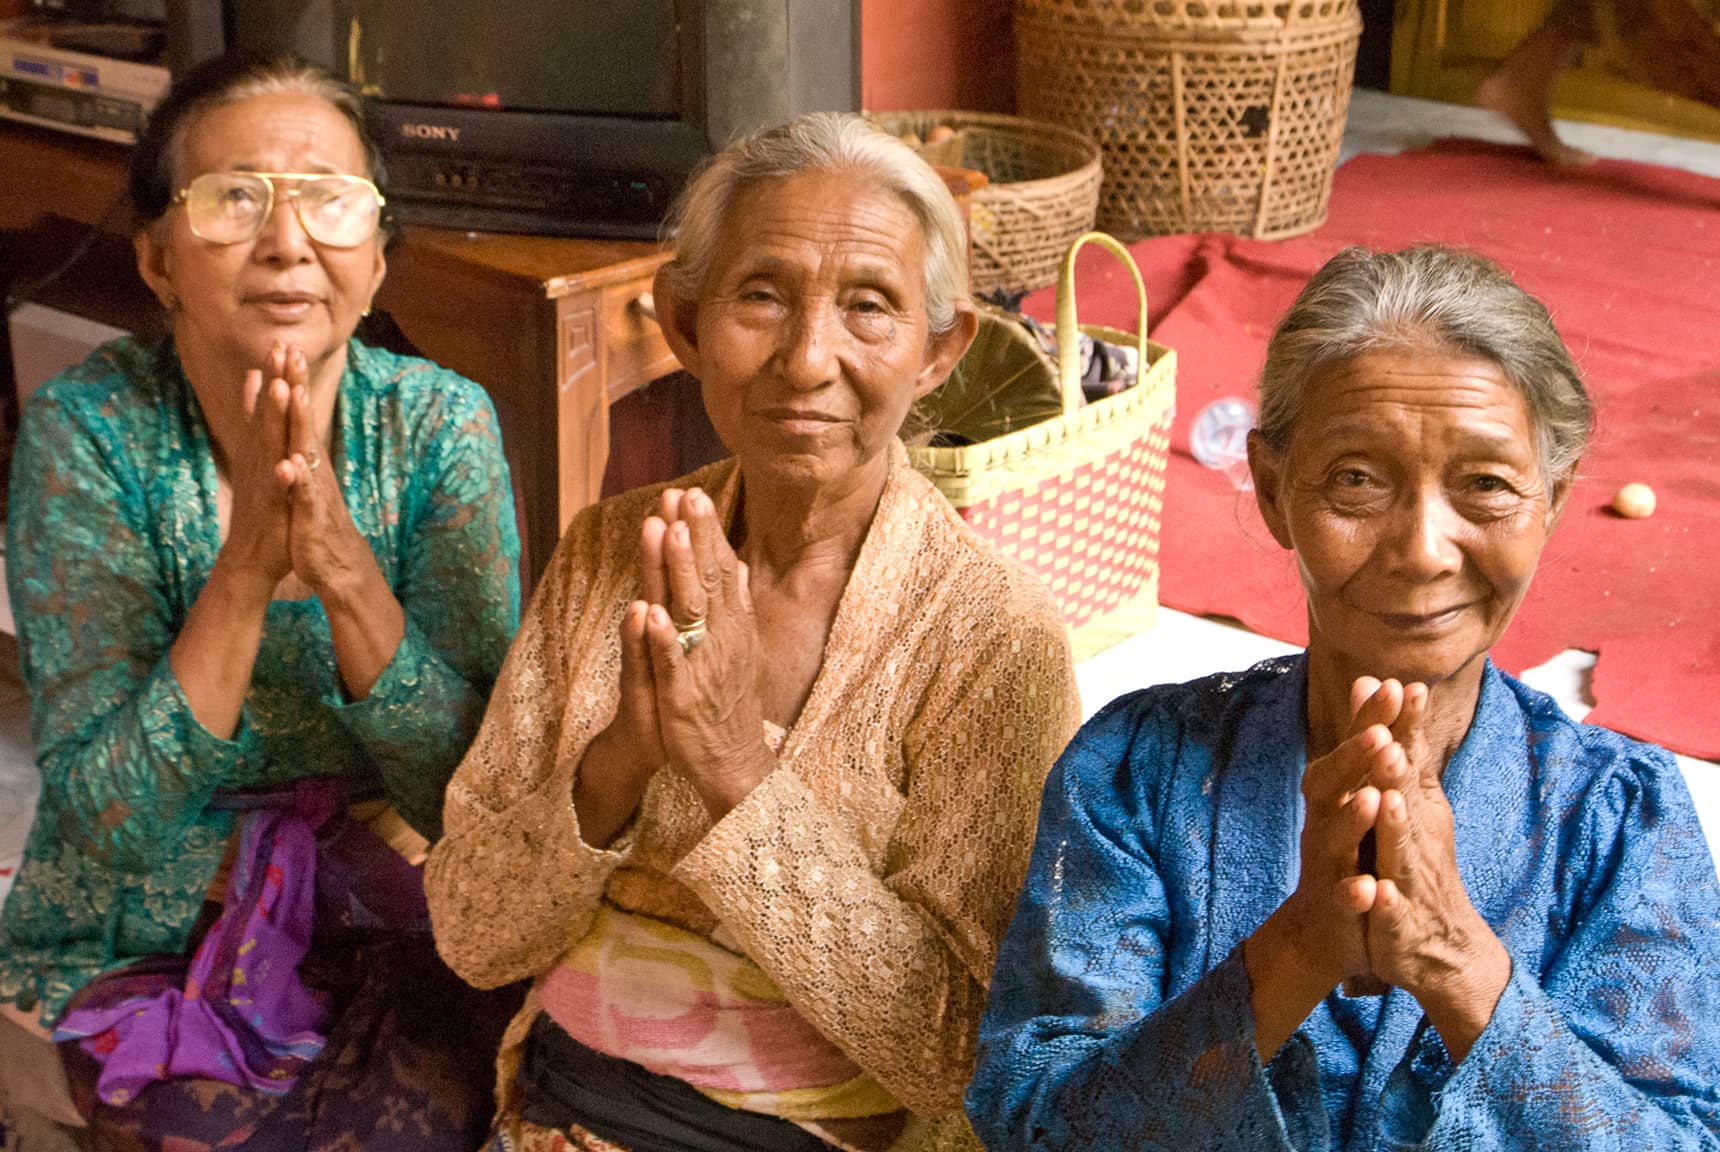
[4,187,134,318]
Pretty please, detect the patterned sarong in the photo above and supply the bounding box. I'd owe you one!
[52,781,514,1152]
[540,904,899,1122]
[52,779,428,1104]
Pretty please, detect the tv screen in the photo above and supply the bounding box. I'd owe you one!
[348,0,683,119]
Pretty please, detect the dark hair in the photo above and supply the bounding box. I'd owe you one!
[128,52,387,226]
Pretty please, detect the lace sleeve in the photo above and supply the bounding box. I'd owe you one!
[966,697,1298,1151]
[424,501,634,989]
[672,605,1080,1117]
[326,379,520,839]
[5,386,251,873]
[1377,748,1720,1149]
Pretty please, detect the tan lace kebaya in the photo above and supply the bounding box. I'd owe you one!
[426,444,1080,1151]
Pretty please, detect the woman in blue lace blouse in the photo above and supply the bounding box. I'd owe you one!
[0,55,519,1151]
[967,245,1720,1149]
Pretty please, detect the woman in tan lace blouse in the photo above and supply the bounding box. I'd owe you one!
[425,113,1081,1152]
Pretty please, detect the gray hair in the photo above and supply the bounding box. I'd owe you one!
[1257,245,1592,483]
[661,112,968,333]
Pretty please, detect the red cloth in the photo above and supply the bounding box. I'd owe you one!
[1025,141,1720,759]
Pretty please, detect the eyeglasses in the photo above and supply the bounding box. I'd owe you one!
[172,172,385,248]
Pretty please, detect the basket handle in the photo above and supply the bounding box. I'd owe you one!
[1055,231,1149,415]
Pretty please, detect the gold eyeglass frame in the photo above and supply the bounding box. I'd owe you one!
[171,172,387,248]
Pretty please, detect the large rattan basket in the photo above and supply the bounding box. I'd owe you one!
[870,110,1103,296]
[910,233,1175,659]
[1015,0,1361,240]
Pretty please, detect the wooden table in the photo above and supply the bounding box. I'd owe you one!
[1,118,684,590]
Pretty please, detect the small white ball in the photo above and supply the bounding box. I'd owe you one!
[1612,482,1656,519]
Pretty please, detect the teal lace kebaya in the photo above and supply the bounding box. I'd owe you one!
[0,335,520,1025]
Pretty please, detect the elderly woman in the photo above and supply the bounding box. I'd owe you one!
[0,55,519,1150]
[967,245,1720,1149]
[425,113,1080,1152]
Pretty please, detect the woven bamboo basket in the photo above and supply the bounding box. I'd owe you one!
[910,232,1176,659]
[870,110,1103,296]
[1015,0,1361,240]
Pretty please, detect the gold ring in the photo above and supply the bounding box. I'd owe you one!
[675,615,707,655]
[303,449,322,473]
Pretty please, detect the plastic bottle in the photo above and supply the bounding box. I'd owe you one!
[1189,397,1256,490]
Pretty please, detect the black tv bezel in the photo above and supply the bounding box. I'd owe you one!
[366,102,711,239]
[369,103,710,175]
[350,0,710,239]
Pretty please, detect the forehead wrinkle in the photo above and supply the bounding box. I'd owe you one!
[1316,410,1530,447]
[1318,377,1513,410]
[715,227,919,297]
[1305,355,1534,451]
[727,179,916,247]
[729,221,912,268]
[735,247,907,281]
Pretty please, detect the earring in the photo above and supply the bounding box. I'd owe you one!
[361,307,372,318]
[161,290,179,312]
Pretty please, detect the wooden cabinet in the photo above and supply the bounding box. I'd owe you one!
[373,229,678,588]
[1391,0,1720,142]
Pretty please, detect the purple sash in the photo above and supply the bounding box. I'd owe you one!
[52,779,430,1107]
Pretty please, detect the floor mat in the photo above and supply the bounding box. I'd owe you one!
[1024,140,1720,758]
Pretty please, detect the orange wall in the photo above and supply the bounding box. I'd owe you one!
[859,0,1015,113]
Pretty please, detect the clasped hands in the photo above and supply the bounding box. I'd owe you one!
[1274,677,1511,1054]
[606,486,774,821]
[223,342,368,600]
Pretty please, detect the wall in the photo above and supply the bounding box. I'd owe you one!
[859,0,1015,113]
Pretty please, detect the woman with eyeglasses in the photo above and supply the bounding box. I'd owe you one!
[0,54,520,1152]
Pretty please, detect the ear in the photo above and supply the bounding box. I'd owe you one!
[1545,468,1575,531]
[367,242,387,310]
[1247,429,1295,550]
[652,264,700,377]
[134,227,176,312]
[912,298,979,402]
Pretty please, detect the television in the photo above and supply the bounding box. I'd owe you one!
[174,0,858,238]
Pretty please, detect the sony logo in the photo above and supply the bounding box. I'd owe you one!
[401,123,460,142]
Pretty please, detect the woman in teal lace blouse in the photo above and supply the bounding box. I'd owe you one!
[0,55,519,1151]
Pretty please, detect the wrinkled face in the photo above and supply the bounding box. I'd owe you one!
[1251,349,1569,688]
[139,91,385,379]
[687,170,955,494]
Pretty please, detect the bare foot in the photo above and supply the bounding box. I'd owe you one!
[1476,23,1600,167]
[1476,69,1597,166]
